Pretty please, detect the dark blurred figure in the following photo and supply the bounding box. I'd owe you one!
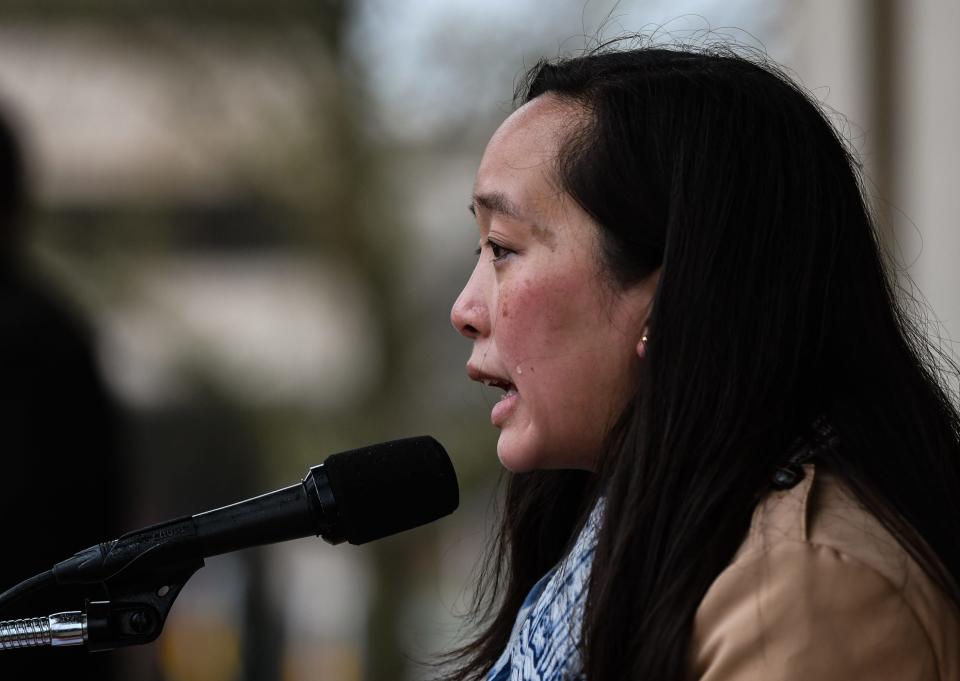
[0,108,122,678]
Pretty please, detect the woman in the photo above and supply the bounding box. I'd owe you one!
[448,45,960,680]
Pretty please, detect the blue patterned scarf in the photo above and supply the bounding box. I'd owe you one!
[486,499,604,681]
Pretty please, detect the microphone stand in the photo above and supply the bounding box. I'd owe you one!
[0,557,204,652]
[0,465,334,652]
[0,435,459,652]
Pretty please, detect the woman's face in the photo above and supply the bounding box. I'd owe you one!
[451,94,659,472]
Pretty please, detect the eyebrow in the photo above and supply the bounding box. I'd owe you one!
[469,191,526,221]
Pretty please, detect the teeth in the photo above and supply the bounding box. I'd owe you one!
[481,377,515,392]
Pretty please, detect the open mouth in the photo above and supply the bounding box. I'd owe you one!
[481,377,517,397]
[467,365,518,404]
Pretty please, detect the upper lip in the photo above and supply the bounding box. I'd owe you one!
[467,364,516,390]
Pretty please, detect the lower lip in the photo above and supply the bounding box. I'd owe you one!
[491,391,518,427]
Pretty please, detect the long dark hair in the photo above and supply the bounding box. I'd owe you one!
[444,43,960,680]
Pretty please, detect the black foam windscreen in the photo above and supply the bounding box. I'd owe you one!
[322,436,459,545]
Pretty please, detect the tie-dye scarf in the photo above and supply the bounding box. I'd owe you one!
[486,499,604,681]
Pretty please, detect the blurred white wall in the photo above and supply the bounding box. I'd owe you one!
[782,0,874,169]
[896,0,960,364]
[786,0,960,373]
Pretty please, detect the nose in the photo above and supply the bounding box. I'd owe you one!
[450,261,489,339]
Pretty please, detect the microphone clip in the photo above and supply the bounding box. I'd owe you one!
[83,556,205,651]
[0,557,204,652]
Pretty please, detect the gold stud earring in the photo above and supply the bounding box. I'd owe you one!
[638,332,650,359]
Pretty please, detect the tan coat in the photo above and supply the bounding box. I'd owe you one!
[690,464,960,680]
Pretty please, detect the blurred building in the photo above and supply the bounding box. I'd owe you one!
[0,1,955,680]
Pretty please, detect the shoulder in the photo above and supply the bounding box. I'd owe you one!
[690,464,960,681]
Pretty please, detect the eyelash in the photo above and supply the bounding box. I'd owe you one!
[475,239,513,263]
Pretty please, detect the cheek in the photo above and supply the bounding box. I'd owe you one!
[493,280,544,357]
[494,274,591,367]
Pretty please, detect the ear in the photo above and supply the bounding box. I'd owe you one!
[636,267,663,359]
[633,268,660,359]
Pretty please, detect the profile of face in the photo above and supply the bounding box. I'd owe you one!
[451,94,659,472]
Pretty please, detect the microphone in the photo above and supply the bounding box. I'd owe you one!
[51,436,459,588]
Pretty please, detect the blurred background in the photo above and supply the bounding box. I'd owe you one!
[0,0,956,679]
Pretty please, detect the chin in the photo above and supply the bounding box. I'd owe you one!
[497,430,600,473]
[495,432,543,473]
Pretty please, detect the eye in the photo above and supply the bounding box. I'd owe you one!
[487,239,513,263]
[474,239,515,263]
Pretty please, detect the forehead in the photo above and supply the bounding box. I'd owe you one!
[475,94,582,194]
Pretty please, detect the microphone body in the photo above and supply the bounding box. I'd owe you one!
[51,436,457,587]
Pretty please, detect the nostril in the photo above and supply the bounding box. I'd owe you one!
[451,297,486,338]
